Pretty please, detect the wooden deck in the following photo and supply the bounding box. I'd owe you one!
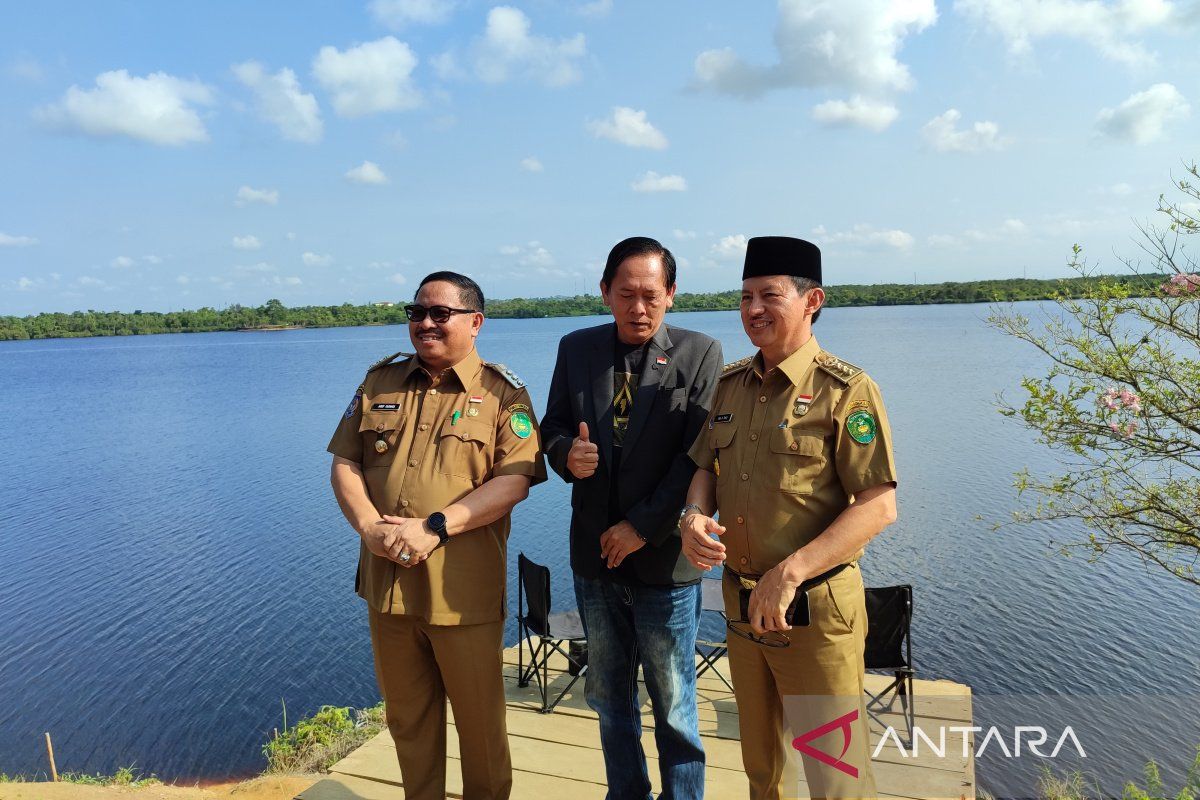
[298,645,974,799]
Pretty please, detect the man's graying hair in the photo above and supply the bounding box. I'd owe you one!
[417,271,485,314]
[789,276,822,324]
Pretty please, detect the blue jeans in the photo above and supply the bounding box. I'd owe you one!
[574,574,706,800]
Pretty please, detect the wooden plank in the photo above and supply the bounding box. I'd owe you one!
[303,647,975,800]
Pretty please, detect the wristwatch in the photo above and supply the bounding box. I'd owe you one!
[678,503,703,525]
[427,512,450,549]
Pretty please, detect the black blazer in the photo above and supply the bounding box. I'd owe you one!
[542,322,722,585]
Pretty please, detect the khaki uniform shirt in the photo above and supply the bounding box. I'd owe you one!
[687,336,897,576]
[327,348,547,625]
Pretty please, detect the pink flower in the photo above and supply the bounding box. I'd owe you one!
[1129,400,1142,414]
[1124,421,1138,439]
[1170,273,1190,286]
[1109,421,1121,434]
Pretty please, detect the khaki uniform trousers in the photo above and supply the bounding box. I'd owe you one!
[368,609,511,800]
[724,565,877,800]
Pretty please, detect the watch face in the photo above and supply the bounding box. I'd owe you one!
[429,512,447,534]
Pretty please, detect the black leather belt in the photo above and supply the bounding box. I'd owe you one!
[726,562,853,592]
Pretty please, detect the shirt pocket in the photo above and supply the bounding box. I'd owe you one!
[359,412,404,467]
[436,418,493,482]
[768,427,826,494]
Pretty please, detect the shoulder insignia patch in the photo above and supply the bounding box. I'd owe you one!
[815,352,864,385]
[720,356,752,379]
[367,351,413,374]
[485,361,526,389]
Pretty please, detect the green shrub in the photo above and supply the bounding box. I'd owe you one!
[262,702,385,774]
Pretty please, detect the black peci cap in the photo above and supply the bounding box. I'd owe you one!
[742,236,822,284]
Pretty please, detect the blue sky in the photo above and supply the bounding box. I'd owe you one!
[1,0,1198,315]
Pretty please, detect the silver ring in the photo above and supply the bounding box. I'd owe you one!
[399,552,412,562]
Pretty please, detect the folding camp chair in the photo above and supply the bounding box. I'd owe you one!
[695,576,734,692]
[516,553,588,713]
[863,584,915,745]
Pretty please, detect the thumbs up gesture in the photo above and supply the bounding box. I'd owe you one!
[567,421,600,479]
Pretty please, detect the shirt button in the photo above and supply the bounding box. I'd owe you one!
[739,557,748,566]
[408,459,418,467]
[400,499,409,507]
[741,472,749,481]
[429,388,438,396]
[790,442,798,451]
[375,424,385,432]
[749,433,758,441]
[419,423,429,431]
[736,515,744,524]
[758,395,767,403]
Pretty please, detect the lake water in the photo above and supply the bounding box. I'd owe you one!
[1,305,1198,796]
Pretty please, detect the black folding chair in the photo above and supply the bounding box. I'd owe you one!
[516,553,588,713]
[694,577,734,692]
[863,585,915,745]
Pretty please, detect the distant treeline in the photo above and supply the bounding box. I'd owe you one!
[0,274,1166,341]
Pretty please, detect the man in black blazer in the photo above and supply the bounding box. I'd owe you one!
[542,236,722,800]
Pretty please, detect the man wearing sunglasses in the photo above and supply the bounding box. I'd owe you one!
[327,271,546,800]
[680,237,898,800]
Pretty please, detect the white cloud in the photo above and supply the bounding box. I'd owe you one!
[1107,182,1134,196]
[520,156,544,172]
[631,171,688,192]
[694,0,937,98]
[0,232,38,247]
[143,254,162,264]
[16,277,35,290]
[369,0,457,28]
[930,218,1030,247]
[280,276,303,286]
[812,96,899,131]
[389,272,409,284]
[471,6,587,87]
[313,37,422,117]
[812,223,914,249]
[1096,83,1190,144]
[501,241,555,267]
[302,251,334,267]
[176,275,191,285]
[922,109,1008,152]
[7,56,44,82]
[587,106,668,149]
[233,261,276,275]
[955,0,1175,67]
[233,235,262,250]
[35,69,214,146]
[710,234,749,260]
[77,276,106,288]
[673,229,697,240]
[236,186,279,206]
[345,160,389,184]
[232,61,323,144]
[110,256,135,268]
[578,0,613,17]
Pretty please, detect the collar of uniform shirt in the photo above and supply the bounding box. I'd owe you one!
[399,348,484,390]
[751,335,821,386]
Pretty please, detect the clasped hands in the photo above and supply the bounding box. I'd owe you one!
[362,516,439,567]
[680,511,805,635]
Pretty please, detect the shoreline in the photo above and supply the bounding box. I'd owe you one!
[0,272,1168,343]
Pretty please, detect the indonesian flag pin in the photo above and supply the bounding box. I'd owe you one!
[655,356,669,366]
[469,395,484,403]
[793,394,813,417]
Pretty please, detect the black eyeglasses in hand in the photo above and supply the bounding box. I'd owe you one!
[404,304,479,323]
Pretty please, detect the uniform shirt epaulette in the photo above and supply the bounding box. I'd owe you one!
[367,351,413,373]
[720,356,753,379]
[815,352,864,385]
[485,362,525,388]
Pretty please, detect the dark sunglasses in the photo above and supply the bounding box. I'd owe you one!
[404,304,479,323]
[726,619,790,648]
